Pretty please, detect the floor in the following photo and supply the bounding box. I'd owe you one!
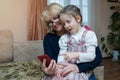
[102,58,120,80]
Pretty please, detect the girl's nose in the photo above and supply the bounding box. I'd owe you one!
[65,23,69,28]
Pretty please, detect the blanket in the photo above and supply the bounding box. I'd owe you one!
[0,59,45,80]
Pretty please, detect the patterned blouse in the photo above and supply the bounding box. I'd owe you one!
[58,26,98,63]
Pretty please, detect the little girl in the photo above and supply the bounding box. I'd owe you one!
[56,5,98,80]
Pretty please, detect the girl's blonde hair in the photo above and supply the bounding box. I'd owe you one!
[41,3,63,33]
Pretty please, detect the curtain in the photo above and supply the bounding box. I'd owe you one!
[27,0,47,40]
[47,0,89,27]
[88,0,101,31]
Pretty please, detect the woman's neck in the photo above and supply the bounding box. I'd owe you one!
[56,30,66,36]
[56,32,64,36]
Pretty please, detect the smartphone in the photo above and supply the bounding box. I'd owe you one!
[37,54,51,67]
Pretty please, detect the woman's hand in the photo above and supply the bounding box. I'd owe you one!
[41,59,56,75]
[59,63,79,77]
[55,64,64,77]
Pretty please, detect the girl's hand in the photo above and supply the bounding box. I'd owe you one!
[41,59,56,75]
[59,52,79,61]
[58,63,79,77]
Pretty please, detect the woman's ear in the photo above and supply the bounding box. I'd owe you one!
[76,15,81,22]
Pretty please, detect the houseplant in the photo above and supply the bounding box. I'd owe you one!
[101,10,120,61]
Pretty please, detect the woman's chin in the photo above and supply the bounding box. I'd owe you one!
[55,28,63,32]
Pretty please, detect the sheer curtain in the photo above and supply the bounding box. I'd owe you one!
[87,0,100,31]
[27,0,47,40]
[47,0,100,31]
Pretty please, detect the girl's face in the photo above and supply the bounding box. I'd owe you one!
[47,15,64,32]
[60,14,81,34]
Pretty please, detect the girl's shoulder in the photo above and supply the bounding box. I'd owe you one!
[84,25,91,30]
[59,33,70,42]
[60,33,70,39]
[82,25,96,35]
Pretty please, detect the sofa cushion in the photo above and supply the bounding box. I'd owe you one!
[94,65,104,80]
[13,40,44,62]
[0,30,13,63]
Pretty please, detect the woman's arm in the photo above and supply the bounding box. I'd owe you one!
[76,46,102,72]
[42,33,57,75]
[43,34,53,59]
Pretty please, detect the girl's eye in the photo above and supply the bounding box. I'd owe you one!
[66,20,70,23]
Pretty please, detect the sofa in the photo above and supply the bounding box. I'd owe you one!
[0,30,104,80]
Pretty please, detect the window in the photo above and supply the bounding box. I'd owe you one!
[47,0,88,26]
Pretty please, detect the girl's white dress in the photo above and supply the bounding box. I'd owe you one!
[42,27,98,80]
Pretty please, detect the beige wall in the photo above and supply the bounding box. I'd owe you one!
[96,0,120,57]
[0,0,28,42]
[96,0,120,40]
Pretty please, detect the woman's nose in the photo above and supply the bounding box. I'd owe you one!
[52,18,59,26]
[53,22,56,25]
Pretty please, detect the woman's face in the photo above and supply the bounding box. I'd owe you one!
[47,15,64,32]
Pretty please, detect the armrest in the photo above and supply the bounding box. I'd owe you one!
[93,65,104,80]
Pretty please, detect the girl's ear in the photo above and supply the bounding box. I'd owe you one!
[76,15,81,22]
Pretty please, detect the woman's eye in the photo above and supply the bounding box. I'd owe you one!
[53,15,59,20]
[48,22,53,26]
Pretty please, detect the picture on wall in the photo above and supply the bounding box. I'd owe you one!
[108,0,118,2]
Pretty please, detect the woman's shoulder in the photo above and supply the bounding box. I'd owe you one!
[44,33,59,38]
[44,33,60,42]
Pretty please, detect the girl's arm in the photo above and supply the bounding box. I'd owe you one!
[77,31,98,63]
[76,46,102,72]
[57,34,68,63]
[61,31,98,63]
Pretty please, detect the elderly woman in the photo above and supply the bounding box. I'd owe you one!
[41,3,102,80]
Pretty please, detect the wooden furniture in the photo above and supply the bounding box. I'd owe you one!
[103,58,120,80]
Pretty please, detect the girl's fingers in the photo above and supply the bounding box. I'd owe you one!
[59,54,66,56]
[58,62,69,66]
[59,54,70,61]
